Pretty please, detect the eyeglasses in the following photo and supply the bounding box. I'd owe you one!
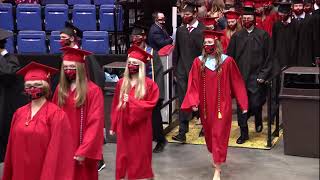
[63,65,77,70]
[127,61,139,66]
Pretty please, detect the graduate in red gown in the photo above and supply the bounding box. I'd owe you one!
[2,62,74,180]
[181,31,248,180]
[52,47,104,180]
[221,11,242,53]
[255,0,278,36]
[110,45,159,180]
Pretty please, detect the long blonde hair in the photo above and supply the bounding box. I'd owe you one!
[201,39,223,72]
[117,58,146,109]
[226,21,242,39]
[58,62,87,107]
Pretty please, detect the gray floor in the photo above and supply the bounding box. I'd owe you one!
[0,139,319,180]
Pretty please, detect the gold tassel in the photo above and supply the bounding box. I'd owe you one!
[218,111,222,119]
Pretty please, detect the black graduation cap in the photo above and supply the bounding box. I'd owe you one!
[60,21,83,38]
[304,0,314,4]
[292,0,303,4]
[242,6,256,15]
[131,20,149,35]
[277,1,292,13]
[182,0,201,13]
[0,28,13,41]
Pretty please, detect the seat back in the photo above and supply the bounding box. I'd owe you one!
[99,4,123,31]
[49,31,62,54]
[94,0,114,5]
[16,4,42,31]
[73,4,97,31]
[0,3,14,30]
[17,31,47,54]
[82,31,109,54]
[45,4,69,31]
[68,0,91,5]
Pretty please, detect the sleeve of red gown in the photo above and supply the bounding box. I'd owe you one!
[2,113,17,180]
[181,59,200,112]
[75,86,104,160]
[127,80,159,126]
[229,58,248,111]
[110,81,121,132]
[52,85,59,104]
[40,110,75,180]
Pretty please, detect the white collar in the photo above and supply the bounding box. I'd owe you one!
[199,54,228,72]
[0,49,8,56]
[187,20,199,29]
[285,17,292,24]
[73,44,79,49]
[315,3,319,10]
[294,12,306,19]
[246,26,255,33]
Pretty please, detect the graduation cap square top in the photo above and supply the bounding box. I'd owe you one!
[16,61,58,82]
[242,6,256,15]
[276,1,292,13]
[131,20,149,35]
[0,29,13,41]
[198,17,218,27]
[203,30,224,40]
[60,47,92,63]
[128,45,153,64]
[60,22,83,39]
[182,0,201,12]
[224,11,241,20]
[243,0,255,7]
[292,0,303,4]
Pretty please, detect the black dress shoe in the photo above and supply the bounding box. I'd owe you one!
[172,134,186,143]
[256,125,263,133]
[236,136,249,144]
[153,140,168,153]
[199,128,205,137]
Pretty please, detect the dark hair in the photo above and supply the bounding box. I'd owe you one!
[152,11,163,21]
[0,39,7,49]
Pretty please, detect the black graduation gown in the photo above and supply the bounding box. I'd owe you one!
[272,20,298,73]
[146,46,166,142]
[85,55,105,89]
[227,28,272,106]
[291,14,315,66]
[0,53,27,162]
[173,22,205,104]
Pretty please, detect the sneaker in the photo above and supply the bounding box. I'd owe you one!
[97,159,106,172]
[172,133,186,143]
[153,140,168,153]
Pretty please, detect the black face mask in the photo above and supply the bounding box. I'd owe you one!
[0,39,6,49]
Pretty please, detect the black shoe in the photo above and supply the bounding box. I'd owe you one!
[236,135,249,144]
[199,128,204,137]
[153,140,168,153]
[236,127,249,144]
[255,124,263,133]
[97,159,106,172]
[172,134,186,143]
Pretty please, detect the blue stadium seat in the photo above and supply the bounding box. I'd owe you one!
[5,31,14,53]
[17,31,47,54]
[0,3,14,30]
[68,0,91,5]
[94,0,114,5]
[73,4,97,31]
[99,4,123,31]
[16,4,42,31]
[45,4,69,31]
[82,31,109,54]
[49,31,62,54]
[42,0,66,4]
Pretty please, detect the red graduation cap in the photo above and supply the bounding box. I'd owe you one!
[224,11,240,20]
[16,61,58,82]
[203,30,224,40]
[128,45,153,64]
[60,47,92,63]
[254,2,264,8]
[243,0,255,7]
[198,17,218,27]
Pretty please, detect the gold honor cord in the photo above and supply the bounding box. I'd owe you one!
[217,68,222,120]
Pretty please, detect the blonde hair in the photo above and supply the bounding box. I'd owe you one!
[58,62,87,107]
[226,22,242,39]
[118,59,146,109]
[201,39,223,72]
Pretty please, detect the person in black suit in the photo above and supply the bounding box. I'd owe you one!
[148,11,173,51]
[172,1,206,143]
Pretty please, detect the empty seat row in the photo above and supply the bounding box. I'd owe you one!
[6,30,110,54]
[0,3,123,32]
[40,0,115,5]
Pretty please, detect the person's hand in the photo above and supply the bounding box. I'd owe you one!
[192,106,198,112]
[257,79,265,83]
[74,156,85,164]
[109,130,115,135]
[123,94,128,102]
[242,110,248,114]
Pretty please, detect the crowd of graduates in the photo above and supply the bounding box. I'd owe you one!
[0,0,319,180]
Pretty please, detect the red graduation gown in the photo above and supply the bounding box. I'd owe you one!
[111,78,159,180]
[221,29,231,54]
[181,56,248,163]
[52,81,104,180]
[2,101,74,180]
[256,13,278,37]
